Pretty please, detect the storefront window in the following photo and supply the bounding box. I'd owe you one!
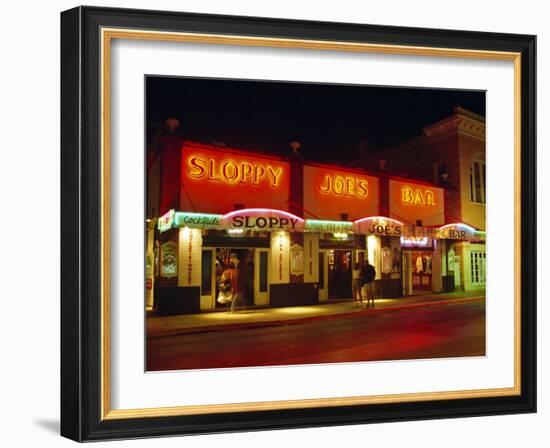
[470,251,486,285]
[412,251,432,290]
[381,247,392,274]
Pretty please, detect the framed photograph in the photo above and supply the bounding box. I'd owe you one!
[60,6,536,442]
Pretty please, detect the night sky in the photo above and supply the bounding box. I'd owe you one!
[146,76,485,165]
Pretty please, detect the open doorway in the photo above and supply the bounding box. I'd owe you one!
[328,249,352,299]
[214,248,255,308]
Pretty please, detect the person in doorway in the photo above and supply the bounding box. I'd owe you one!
[352,262,363,306]
[229,256,242,313]
[232,255,251,313]
[361,260,376,307]
[416,254,424,273]
[220,261,238,313]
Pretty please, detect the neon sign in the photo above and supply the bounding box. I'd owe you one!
[401,186,436,206]
[400,236,431,248]
[157,209,175,233]
[174,212,223,229]
[222,208,304,232]
[319,175,369,199]
[354,216,404,236]
[438,223,477,240]
[305,219,353,233]
[187,155,284,187]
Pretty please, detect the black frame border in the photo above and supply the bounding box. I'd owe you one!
[61,6,536,442]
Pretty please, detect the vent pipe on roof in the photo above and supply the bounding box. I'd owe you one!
[289,141,301,153]
[164,118,180,132]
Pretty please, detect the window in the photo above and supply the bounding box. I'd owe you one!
[469,160,486,203]
[470,251,486,285]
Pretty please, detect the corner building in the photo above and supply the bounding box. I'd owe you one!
[357,107,487,294]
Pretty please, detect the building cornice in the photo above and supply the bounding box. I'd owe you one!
[422,107,485,141]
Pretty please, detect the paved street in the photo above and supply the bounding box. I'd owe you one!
[146,299,485,371]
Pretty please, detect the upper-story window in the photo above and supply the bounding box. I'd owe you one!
[469,160,486,204]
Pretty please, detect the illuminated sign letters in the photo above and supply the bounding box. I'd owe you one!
[401,186,436,206]
[354,217,404,236]
[367,223,402,236]
[438,224,476,240]
[221,209,304,232]
[174,212,222,229]
[305,220,353,233]
[232,215,300,231]
[187,155,283,188]
[157,209,175,232]
[319,175,368,199]
[449,229,467,239]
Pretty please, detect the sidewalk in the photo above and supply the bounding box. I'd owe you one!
[147,290,485,339]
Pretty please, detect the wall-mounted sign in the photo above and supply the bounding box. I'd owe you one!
[221,208,304,232]
[181,143,290,214]
[174,212,223,229]
[437,223,477,240]
[389,179,445,226]
[381,247,393,274]
[178,227,202,287]
[319,175,369,199]
[270,231,290,284]
[157,209,175,233]
[401,186,436,207]
[303,165,379,221]
[305,219,353,233]
[390,238,402,275]
[400,236,432,248]
[448,248,456,270]
[187,156,283,188]
[354,216,404,236]
[303,233,319,283]
[160,241,178,278]
[290,244,304,275]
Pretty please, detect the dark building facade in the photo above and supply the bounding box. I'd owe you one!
[145,114,485,314]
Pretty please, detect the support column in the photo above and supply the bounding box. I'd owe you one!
[432,239,443,293]
[178,227,202,287]
[270,231,290,284]
[303,233,319,284]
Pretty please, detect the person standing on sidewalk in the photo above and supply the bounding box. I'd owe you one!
[352,262,363,307]
[361,260,376,307]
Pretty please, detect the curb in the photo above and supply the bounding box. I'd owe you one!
[147,296,485,339]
